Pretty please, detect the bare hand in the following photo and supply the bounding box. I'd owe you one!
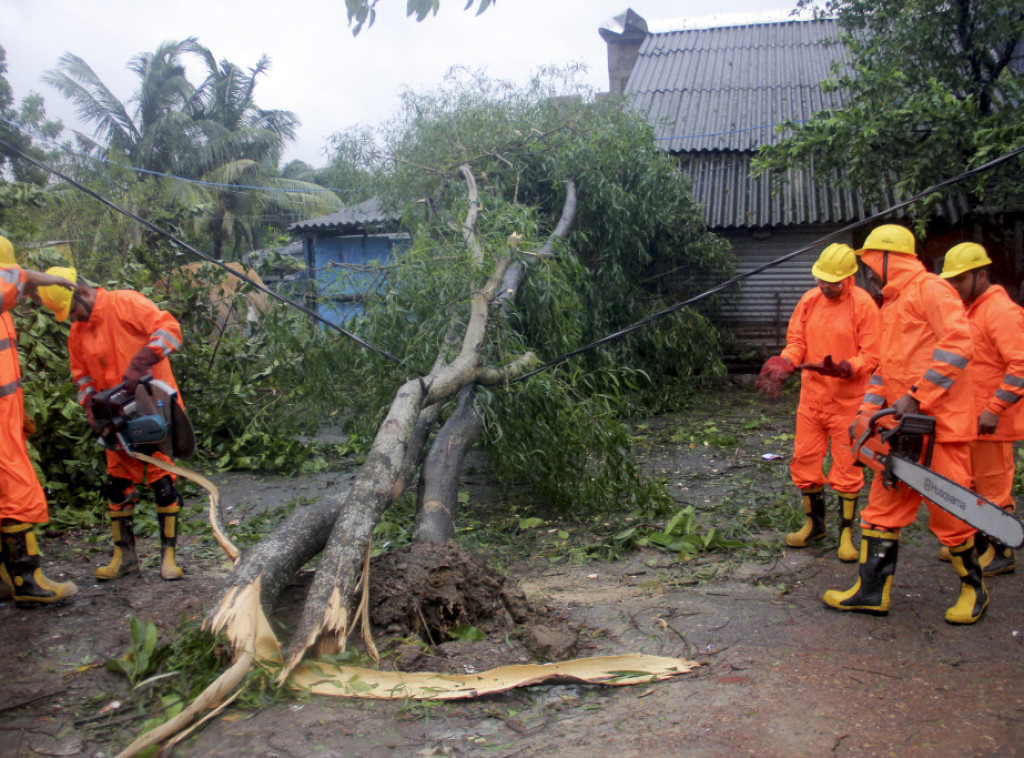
[20,269,74,300]
[892,393,920,419]
[977,409,999,435]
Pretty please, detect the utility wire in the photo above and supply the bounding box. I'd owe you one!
[515,144,1024,382]
[0,139,404,365]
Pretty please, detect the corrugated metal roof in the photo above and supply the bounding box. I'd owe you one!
[288,198,400,233]
[625,20,850,153]
[681,151,877,230]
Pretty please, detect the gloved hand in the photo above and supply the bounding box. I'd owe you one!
[892,393,920,419]
[755,356,794,400]
[797,355,854,379]
[978,409,1000,435]
[122,346,160,393]
[84,400,102,434]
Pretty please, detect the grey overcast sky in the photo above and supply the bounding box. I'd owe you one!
[2,1,801,167]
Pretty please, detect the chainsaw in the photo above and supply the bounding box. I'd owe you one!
[851,408,1024,549]
[90,375,195,459]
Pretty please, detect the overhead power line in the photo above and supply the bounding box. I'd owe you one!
[0,139,404,366]
[515,143,1024,382]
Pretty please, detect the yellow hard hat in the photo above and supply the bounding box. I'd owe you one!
[857,224,916,257]
[940,242,991,279]
[0,236,14,266]
[811,243,857,283]
[39,266,78,322]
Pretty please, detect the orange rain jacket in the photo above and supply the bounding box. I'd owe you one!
[68,288,183,485]
[0,266,49,523]
[964,284,1024,441]
[780,275,881,413]
[780,275,880,492]
[858,252,975,441]
[858,252,975,544]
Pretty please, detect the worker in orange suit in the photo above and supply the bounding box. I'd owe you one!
[40,267,186,583]
[823,224,985,624]
[0,236,78,605]
[940,242,1024,577]
[755,243,881,562]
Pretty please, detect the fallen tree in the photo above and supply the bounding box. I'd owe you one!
[118,71,735,755]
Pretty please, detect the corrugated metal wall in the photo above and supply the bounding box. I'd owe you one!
[715,228,858,353]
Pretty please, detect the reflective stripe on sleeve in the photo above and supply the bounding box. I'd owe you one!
[1003,374,1024,389]
[0,337,11,352]
[932,348,969,370]
[995,388,1022,404]
[864,393,886,406]
[868,375,885,386]
[923,368,954,390]
[149,329,180,354]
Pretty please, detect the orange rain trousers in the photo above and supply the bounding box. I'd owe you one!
[860,441,975,546]
[0,389,48,524]
[971,440,1015,509]
[791,400,864,492]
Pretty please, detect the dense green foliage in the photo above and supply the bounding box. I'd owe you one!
[2,39,735,522]
[342,69,735,512]
[754,0,1024,228]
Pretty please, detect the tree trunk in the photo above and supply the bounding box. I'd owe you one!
[413,384,483,543]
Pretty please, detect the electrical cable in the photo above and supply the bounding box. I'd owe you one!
[0,138,405,365]
[515,143,1024,382]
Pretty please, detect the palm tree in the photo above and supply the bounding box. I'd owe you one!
[44,39,198,173]
[45,39,340,260]
[180,45,339,259]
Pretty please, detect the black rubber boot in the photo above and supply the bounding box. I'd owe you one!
[785,487,827,547]
[945,539,989,625]
[976,532,1016,577]
[835,491,860,563]
[822,528,899,615]
[0,520,78,606]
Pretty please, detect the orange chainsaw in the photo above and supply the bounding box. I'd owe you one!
[850,408,1024,549]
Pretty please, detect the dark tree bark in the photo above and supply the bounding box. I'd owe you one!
[412,385,483,543]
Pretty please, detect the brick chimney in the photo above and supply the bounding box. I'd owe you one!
[599,9,649,96]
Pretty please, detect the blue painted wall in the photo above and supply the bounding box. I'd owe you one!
[304,234,408,325]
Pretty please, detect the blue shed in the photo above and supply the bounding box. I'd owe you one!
[289,199,409,325]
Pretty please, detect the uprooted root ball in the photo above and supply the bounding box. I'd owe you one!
[368,541,578,669]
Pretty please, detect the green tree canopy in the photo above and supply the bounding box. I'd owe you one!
[753,0,1024,224]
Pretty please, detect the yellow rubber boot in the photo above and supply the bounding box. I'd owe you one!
[96,509,139,581]
[938,546,952,562]
[1,521,78,606]
[157,504,183,581]
[785,487,827,547]
[945,539,989,625]
[0,562,11,599]
[823,528,899,615]
[835,491,860,563]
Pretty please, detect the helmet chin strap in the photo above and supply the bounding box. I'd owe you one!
[968,270,978,304]
[881,252,889,289]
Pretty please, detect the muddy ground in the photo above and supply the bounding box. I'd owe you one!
[2,383,1024,757]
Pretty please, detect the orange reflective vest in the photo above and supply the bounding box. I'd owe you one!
[68,288,182,407]
[964,284,1024,441]
[780,276,881,410]
[859,252,975,441]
